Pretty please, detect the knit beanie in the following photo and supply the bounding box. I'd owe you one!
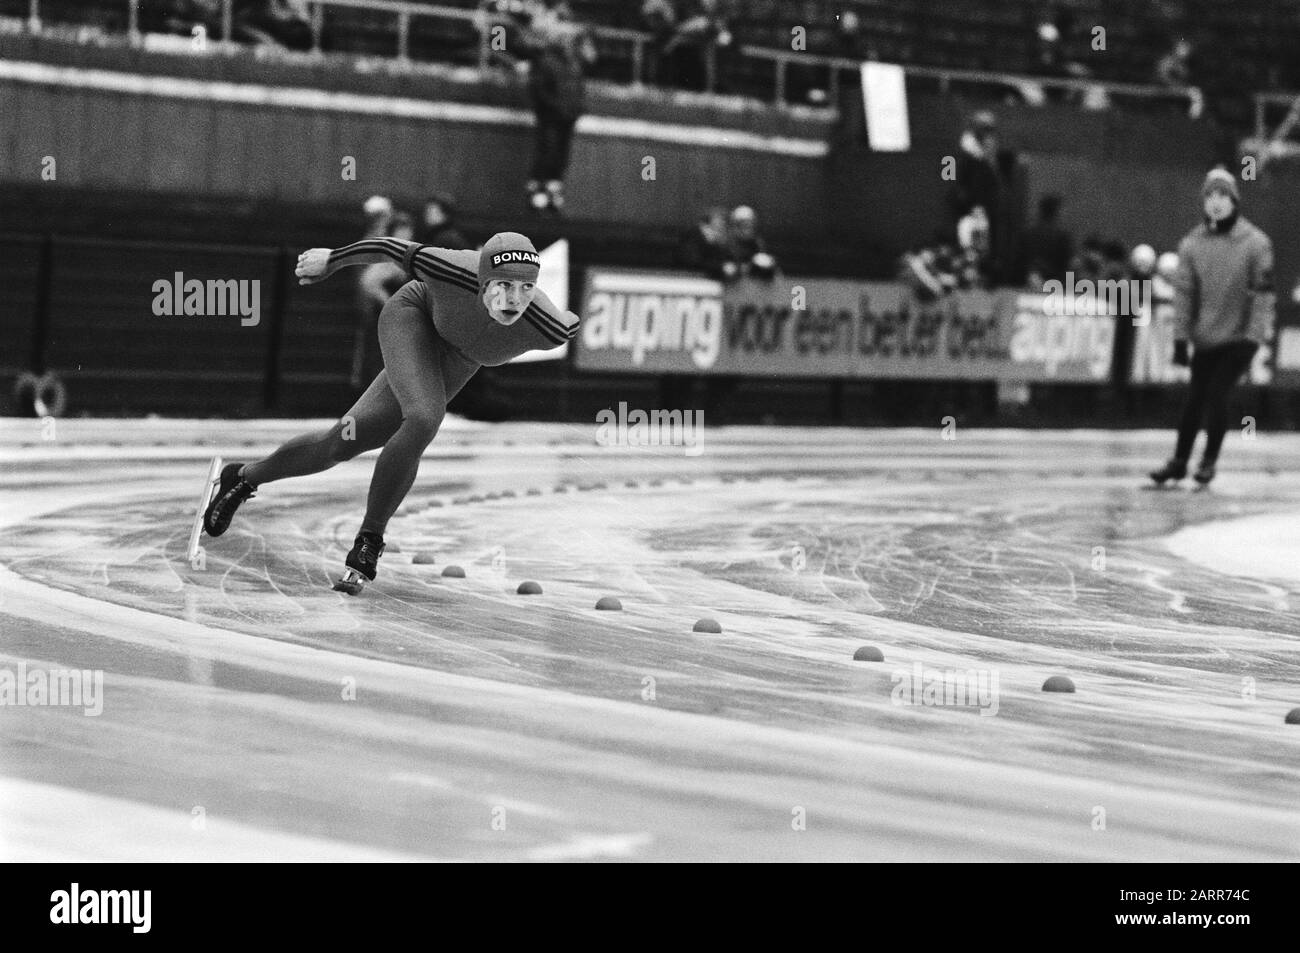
[1201,167,1240,203]
[478,232,541,289]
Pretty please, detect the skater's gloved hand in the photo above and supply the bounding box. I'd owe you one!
[1172,339,1190,367]
[296,248,333,285]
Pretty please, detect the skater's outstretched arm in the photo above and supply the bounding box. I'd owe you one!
[297,239,459,286]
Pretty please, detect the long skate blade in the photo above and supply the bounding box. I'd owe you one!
[187,456,223,564]
[333,569,367,596]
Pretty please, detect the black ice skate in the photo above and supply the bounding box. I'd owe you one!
[187,456,223,564]
[1193,459,1217,487]
[1148,457,1187,486]
[203,462,257,537]
[333,531,385,595]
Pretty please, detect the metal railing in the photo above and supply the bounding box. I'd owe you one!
[742,45,1200,111]
[17,0,1205,111]
[1254,90,1300,144]
[295,0,485,66]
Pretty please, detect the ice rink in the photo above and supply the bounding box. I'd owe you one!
[2,418,1298,861]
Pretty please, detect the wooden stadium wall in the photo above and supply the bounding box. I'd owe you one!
[0,34,1219,252]
[0,56,833,242]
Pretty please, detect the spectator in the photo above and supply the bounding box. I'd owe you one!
[956,205,992,285]
[788,8,877,105]
[1034,18,1066,78]
[1025,9,1095,106]
[640,0,678,86]
[948,112,1000,247]
[417,193,469,248]
[1129,243,1157,280]
[663,0,733,93]
[520,4,596,214]
[898,246,948,301]
[899,238,973,299]
[1155,36,1193,87]
[956,248,989,290]
[677,206,738,280]
[1155,36,1204,118]
[726,205,778,280]
[141,0,221,38]
[932,243,963,291]
[836,10,876,60]
[351,210,415,393]
[1018,194,1073,287]
[362,195,394,239]
[233,0,312,50]
[956,205,989,256]
[1040,8,1092,78]
[1149,167,1275,486]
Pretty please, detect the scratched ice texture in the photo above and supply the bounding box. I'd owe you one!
[2,420,1298,861]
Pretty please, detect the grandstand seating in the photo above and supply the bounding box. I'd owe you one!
[5,1,1298,99]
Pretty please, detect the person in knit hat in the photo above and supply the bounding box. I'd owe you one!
[198,230,578,593]
[1149,167,1275,486]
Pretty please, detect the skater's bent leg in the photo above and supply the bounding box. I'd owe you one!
[1201,343,1258,463]
[359,292,480,537]
[361,419,439,536]
[242,372,402,486]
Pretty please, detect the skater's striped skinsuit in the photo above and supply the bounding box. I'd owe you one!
[241,235,578,539]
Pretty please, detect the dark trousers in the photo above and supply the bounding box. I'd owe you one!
[1174,340,1259,462]
[531,112,576,183]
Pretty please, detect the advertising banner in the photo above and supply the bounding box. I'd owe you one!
[575,269,1115,383]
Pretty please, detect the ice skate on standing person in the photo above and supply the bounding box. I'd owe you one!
[200,231,579,593]
[1150,167,1275,487]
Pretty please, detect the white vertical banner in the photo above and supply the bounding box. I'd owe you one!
[511,238,570,363]
[861,61,911,152]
